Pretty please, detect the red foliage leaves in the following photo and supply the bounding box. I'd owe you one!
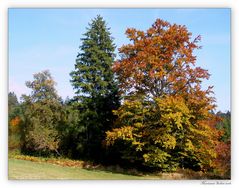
[110,18,229,175]
[214,141,231,177]
[113,18,211,101]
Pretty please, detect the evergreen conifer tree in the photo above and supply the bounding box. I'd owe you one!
[70,15,120,161]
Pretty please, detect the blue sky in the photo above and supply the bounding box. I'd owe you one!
[9,8,230,112]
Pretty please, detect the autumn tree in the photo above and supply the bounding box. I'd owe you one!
[214,111,231,178]
[70,15,120,160]
[8,92,23,151]
[106,18,222,172]
[9,92,20,129]
[21,70,62,156]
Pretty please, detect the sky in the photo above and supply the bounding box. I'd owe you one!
[8,8,230,112]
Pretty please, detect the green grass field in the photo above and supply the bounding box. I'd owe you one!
[9,159,160,180]
[9,157,222,180]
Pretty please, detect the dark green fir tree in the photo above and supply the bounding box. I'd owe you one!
[70,15,120,161]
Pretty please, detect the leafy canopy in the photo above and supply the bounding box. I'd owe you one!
[106,18,221,171]
[21,70,62,155]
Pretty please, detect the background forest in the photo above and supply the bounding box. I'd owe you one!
[8,15,231,179]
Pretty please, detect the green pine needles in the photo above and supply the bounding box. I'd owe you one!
[70,15,120,161]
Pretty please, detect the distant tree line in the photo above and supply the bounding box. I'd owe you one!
[8,15,230,177]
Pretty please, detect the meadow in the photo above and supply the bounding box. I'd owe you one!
[8,154,224,180]
[9,159,145,180]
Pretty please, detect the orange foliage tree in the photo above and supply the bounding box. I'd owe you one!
[9,116,22,150]
[10,116,21,127]
[106,19,223,172]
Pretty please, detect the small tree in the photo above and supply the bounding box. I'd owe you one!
[8,92,23,151]
[21,70,62,156]
[8,92,19,111]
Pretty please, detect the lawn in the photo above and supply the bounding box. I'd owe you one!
[8,159,159,180]
[9,157,221,180]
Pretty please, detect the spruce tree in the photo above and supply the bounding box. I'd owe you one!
[70,15,120,161]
